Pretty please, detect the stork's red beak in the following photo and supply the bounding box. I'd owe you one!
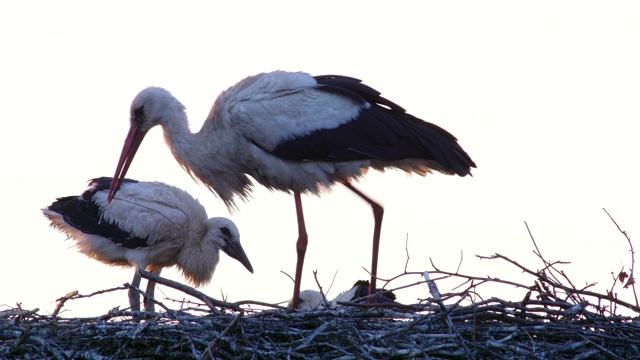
[107,125,146,202]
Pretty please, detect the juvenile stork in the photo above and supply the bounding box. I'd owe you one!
[107,70,476,307]
[291,280,397,310]
[43,177,253,312]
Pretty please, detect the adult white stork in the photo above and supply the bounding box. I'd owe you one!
[107,70,476,308]
[43,177,253,312]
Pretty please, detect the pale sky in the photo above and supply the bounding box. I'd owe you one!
[1,1,639,317]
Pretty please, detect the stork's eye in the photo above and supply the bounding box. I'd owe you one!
[220,227,232,238]
[132,106,145,123]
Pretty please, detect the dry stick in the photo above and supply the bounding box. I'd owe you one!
[404,233,410,273]
[439,251,640,316]
[280,270,295,283]
[603,208,639,307]
[423,270,474,359]
[524,222,585,307]
[232,299,292,311]
[524,221,577,292]
[378,270,425,282]
[29,335,66,360]
[311,269,327,294]
[52,291,78,317]
[123,282,151,312]
[14,303,23,327]
[311,270,331,309]
[0,306,39,321]
[138,270,242,312]
[327,270,339,298]
[382,277,428,294]
[431,258,531,291]
[134,288,173,314]
[456,250,464,274]
[512,223,592,306]
[576,333,625,360]
[202,309,245,360]
[478,253,581,305]
[52,287,127,316]
[607,265,626,315]
[487,253,640,313]
[7,325,32,354]
[376,235,428,292]
[374,235,414,290]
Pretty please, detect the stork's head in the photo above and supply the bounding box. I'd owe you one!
[205,217,254,274]
[108,87,185,202]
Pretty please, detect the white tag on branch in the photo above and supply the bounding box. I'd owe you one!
[423,270,441,301]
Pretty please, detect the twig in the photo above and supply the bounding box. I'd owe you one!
[577,333,625,360]
[138,269,241,312]
[404,233,410,273]
[280,270,295,283]
[311,270,331,309]
[52,291,78,317]
[422,270,474,358]
[52,287,127,316]
[202,310,244,360]
[483,253,640,313]
[327,270,339,298]
[433,257,532,291]
[524,221,575,291]
[604,208,638,307]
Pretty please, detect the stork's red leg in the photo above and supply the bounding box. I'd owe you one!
[341,181,384,295]
[129,269,142,311]
[143,267,162,312]
[291,191,308,308]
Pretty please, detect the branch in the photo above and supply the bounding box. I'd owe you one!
[484,253,640,313]
[138,270,242,312]
[604,208,638,307]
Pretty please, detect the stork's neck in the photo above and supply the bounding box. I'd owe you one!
[161,114,218,182]
[160,111,251,210]
[160,112,201,170]
[176,232,220,287]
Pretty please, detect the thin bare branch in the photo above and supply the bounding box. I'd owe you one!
[604,208,638,307]
[138,269,241,312]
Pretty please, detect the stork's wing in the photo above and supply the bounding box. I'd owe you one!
[225,73,475,176]
[224,73,361,152]
[93,180,199,247]
[47,193,149,249]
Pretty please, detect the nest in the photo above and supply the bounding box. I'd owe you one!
[3,213,640,359]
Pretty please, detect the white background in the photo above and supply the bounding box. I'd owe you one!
[1,1,639,316]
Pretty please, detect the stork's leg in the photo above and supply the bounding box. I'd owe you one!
[291,191,308,308]
[129,269,142,312]
[341,181,384,295]
[143,267,162,312]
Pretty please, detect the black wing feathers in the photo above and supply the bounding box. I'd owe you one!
[313,75,406,111]
[269,75,475,176]
[47,177,148,249]
[88,176,138,193]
